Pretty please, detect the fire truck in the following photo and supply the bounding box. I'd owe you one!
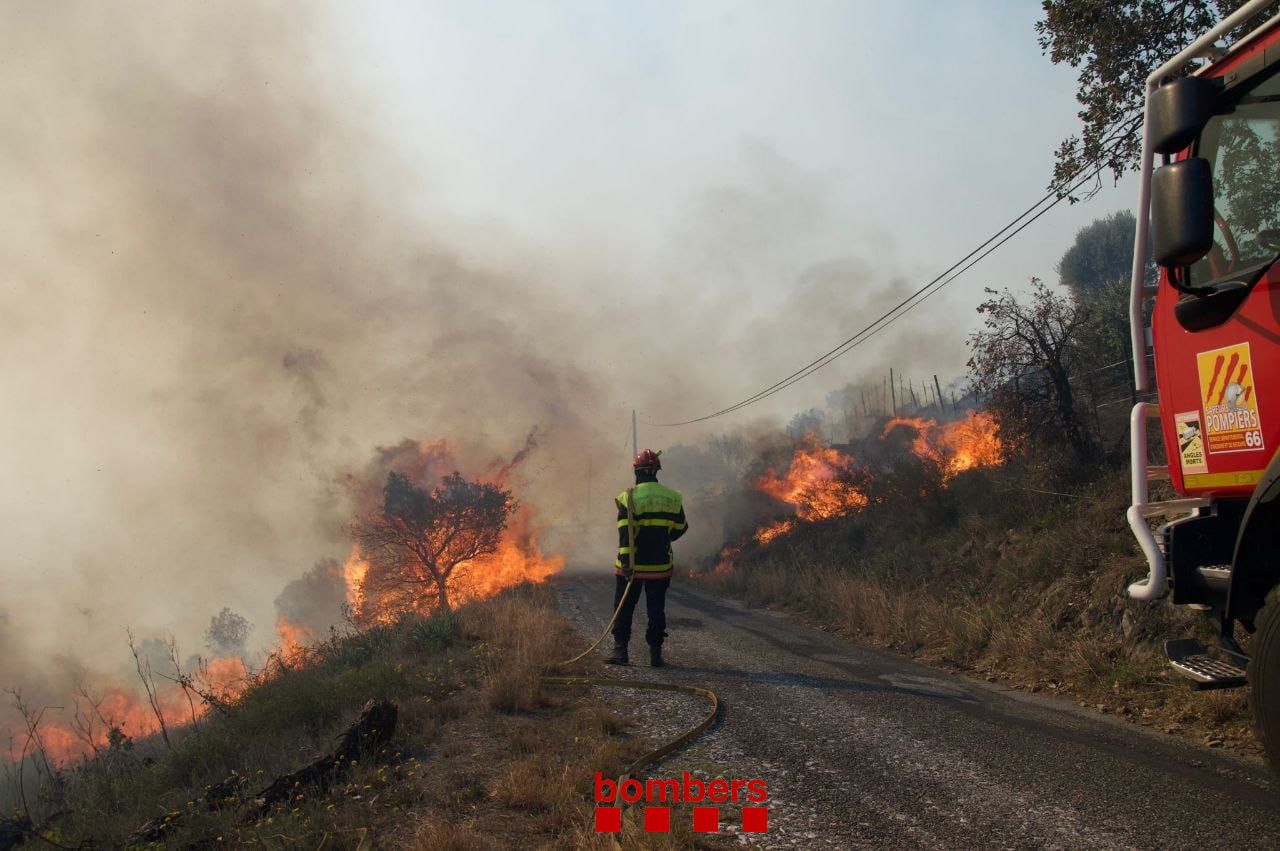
[1127,0,1280,769]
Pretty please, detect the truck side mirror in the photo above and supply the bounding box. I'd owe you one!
[1151,157,1214,268]
[1149,76,1220,154]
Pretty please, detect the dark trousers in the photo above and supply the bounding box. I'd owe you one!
[611,575,670,648]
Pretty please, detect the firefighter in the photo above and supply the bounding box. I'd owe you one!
[607,449,688,667]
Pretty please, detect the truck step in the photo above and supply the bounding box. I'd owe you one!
[1165,638,1247,690]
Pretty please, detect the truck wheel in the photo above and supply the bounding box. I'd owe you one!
[1250,585,1280,771]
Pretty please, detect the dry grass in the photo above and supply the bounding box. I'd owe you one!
[460,593,565,713]
[12,586,673,849]
[697,464,1257,754]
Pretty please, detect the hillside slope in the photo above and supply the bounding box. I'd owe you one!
[695,462,1256,754]
[4,588,686,850]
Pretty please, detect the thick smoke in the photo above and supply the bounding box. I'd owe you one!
[0,3,966,715]
[0,3,609,704]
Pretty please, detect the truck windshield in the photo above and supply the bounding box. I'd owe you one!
[1191,65,1280,283]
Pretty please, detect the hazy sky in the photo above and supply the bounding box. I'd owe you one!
[0,1,1135,692]
[330,0,1133,423]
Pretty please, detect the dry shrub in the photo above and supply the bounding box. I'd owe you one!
[491,756,576,814]
[1200,689,1249,724]
[502,719,543,755]
[1063,633,1121,685]
[584,706,628,736]
[931,599,995,665]
[411,818,500,851]
[562,805,699,851]
[460,591,564,713]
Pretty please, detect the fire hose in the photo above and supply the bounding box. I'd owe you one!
[541,487,720,792]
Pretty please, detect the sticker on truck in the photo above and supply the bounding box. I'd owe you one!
[1175,410,1208,474]
[1196,342,1265,454]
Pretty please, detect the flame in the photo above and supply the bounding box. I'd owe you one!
[451,507,563,603]
[341,545,370,615]
[341,441,563,625]
[882,410,1004,479]
[12,654,254,765]
[2,436,557,766]
[732,412,1006,568]
[275,615,312,664]
[756,437,869,520]
[201,656,250,699]
[753,518,796,544]
[342,506,563,626]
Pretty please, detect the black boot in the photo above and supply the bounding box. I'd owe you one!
[605,641,629,665]
[649,645,664,668]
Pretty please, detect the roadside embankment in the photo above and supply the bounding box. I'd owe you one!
[693,463,1256,755]
[5,587,680,850]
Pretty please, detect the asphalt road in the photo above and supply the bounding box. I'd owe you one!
[553,575,1280,849]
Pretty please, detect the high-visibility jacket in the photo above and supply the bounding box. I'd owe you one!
[616,479,688,579]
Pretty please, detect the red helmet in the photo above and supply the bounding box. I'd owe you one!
[633,449,662,471]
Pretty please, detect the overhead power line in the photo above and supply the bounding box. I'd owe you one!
[655,112,1145,428]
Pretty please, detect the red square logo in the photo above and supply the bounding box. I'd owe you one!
[595,807,621,833]
[742,807,768,832]
[644,807,670,833]
[693,806,719,832]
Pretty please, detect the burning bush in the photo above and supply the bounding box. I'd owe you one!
[882,411,1005,479]
[756,434,870,521]
[343,440,563,626]
[353,471,516,618]
[711,410,1008,574]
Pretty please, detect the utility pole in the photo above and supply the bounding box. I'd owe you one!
[889,368,897,416]
[934,374,945,414]
[632,409,638,458]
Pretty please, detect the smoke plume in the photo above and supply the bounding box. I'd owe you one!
[0,3,967,717]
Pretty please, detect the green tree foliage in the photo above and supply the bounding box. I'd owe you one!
[204,608,251,657]
[1057,210,1139,300]
[354,472,515,616]
[1036,0,1266,197]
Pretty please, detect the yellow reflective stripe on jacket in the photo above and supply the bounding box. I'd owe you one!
[615,558,673,570]
[616,481,685,570]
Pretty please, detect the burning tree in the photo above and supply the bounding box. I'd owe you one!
[353,471,516,617]
[967,280,1097,460]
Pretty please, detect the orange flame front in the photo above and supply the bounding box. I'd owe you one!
[882,410,1005,479]
[753,518,797,545]
[12,654,254,766]
[756,438,869,521]
[275,615,312,665]
[342,440,563,626]
[10,436,563,767]
[716,411,1007,578]
[341,506,563,626]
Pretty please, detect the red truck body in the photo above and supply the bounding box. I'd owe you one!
[1153,20,1280,500]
